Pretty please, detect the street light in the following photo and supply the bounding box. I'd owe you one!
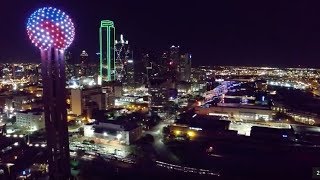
[187,131,195,138]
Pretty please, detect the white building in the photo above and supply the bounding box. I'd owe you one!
[84,120,142,145]
[195,103,274,121]
[16,109,44,131]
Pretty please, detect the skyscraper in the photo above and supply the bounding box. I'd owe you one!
[125,58,135,84]
[115,34,135,84]
[115,34,129,82]
[178,53,192,82]
[169,45,180,80]
[26,7,75,179]
[100,20,115,84]
[80,50,89,76]
[80,50,89,64]
[169,45,180,65]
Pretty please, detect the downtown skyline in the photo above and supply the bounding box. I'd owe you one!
[1,1,320,67]
[0,2,320,179]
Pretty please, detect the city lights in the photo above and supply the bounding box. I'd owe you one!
[174,130,181,136]
[187,131,195,137]
[1,2,320,179]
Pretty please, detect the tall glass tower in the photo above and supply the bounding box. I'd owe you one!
[100,20,115,83]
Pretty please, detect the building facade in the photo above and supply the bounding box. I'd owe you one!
[125,59,135,84]
[100,20,115,83]
[115,34,128,81]
[16,109,44,131]
[178,53,192,82]
[195,103,274,121]
[70,87,106,118]
[79,50,89,76]
[84,121,142,145]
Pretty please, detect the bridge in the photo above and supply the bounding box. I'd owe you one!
[203,81,241,104]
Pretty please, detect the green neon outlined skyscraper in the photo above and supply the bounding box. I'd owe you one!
[99,20,115,83]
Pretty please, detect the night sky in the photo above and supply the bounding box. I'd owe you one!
[1,1,320,67]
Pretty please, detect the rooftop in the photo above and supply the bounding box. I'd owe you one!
[17,108,43,115]
[216,103,271,110]
[176,114,230,130]
[97,120,139,131]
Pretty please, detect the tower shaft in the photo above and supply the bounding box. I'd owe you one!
[41,48,70,179]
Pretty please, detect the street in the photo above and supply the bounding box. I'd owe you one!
[143,115,180,164]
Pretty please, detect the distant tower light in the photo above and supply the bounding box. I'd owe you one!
[120,34,124,44]
[81,50,88,57]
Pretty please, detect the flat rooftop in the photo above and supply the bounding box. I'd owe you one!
[216,103,271,110]
[98,118,139,131]
[17,108,43,114]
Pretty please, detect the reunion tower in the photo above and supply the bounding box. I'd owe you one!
[26,7,75,179]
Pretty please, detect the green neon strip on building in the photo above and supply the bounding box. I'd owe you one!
[99,28,102,81]
[99,20,115,82]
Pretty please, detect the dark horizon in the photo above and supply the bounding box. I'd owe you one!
[2,1,320,67]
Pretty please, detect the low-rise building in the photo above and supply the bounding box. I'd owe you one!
[250,126,295,142]
[195,103,274,121]
[16,109,44,131]
[166,115,235,141]
[70,86,106,118]
[84,119,142,145]
[5,93,34,111]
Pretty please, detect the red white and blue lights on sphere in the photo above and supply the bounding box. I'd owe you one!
[27,7,75,50]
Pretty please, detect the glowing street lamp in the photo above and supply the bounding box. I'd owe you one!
[26,7,75,179]
[174,130,181,136]
[187,131,196,138]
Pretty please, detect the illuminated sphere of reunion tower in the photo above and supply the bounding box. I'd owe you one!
[26,7,74,179]
[27,7,75,50]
